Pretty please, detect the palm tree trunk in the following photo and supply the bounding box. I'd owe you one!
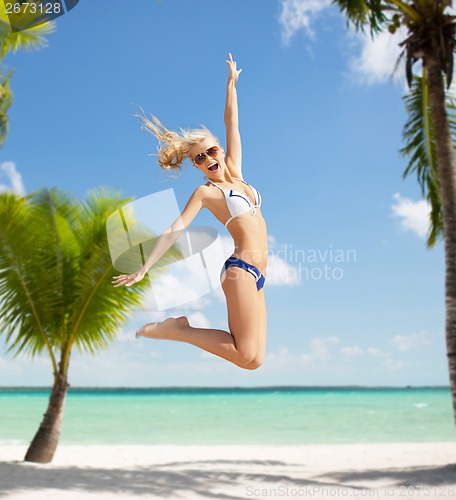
[24,369,70,463]
[425,55,456,421]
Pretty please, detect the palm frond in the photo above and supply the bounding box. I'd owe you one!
[68,240,152,354]
[0,184,187,378]
[399,71,456,246]
[67,187,183,354]
[0,2,56,58]
[0,68,13,146]
[0,190,59,367]
[331,0,391,37]
[25,187,85,346]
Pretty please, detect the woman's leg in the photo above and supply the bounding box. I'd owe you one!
[136,266,262,369]
[241,287,267,370]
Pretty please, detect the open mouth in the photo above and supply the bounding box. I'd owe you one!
[208,163,219,172]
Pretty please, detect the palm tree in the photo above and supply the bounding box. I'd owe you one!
[0,68,13,146]
[0,186,178,463]
[332,0,456,419]
[0,2,55,146]
[399,73,456,246]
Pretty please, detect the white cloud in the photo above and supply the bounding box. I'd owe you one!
[391,192,431,239]
[278,0,333,45]
[340,345,363,356]
[390,331,432,351]
[264,338,419,376]
[305,336,341,361]
[0,357,22,373]
[0,329,438,386]
[266,346,293,366]
[265,338,382,378]
[162,359,230,375]
[345,26,409,87]
[266,254,301,286]
[268,234,277,249]
[0,352,51,386]
[150,272,213,311]
[0,162,26,196]
[266,337,342,367]
[381,357,406,371]
[367,347,390,358]
[374,350,416,372]
[138,273,212,313]
[115,329,140,343]
[127,233,233,313]
[187,312,210,329]
[277,1,425,88]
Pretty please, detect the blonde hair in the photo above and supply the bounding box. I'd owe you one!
[135,110,219,171]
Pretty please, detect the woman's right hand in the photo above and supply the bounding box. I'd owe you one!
[111,267,146,288]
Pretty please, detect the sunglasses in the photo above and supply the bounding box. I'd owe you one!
[193,146,220,166]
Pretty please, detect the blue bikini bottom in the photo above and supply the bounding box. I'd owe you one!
[221,256,266,292]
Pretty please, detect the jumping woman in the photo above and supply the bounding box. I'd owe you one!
[112,53,268,370]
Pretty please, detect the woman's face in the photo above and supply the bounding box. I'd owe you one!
[190,137,225,178]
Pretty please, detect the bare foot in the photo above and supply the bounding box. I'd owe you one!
[135,316,189,340]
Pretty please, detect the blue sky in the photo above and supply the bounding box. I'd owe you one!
[0,0,448,387]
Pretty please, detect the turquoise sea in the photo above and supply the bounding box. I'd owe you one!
[1,387,455,446]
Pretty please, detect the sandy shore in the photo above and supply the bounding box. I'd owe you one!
[0,443,455,499]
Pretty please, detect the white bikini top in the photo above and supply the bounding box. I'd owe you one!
[205,177,262,227]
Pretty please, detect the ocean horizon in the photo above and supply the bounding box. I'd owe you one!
[0,385,451,390]
[1,386,455,446]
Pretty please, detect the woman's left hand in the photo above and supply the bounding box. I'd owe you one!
[226,52,242,84]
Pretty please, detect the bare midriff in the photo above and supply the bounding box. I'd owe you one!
[225,209,268,276]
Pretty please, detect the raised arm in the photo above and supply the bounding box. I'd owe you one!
[224,53,243,179]
[112,186,204,288]
[141,186,204,273]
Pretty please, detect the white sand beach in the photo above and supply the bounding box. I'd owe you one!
[0,443,455,499]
